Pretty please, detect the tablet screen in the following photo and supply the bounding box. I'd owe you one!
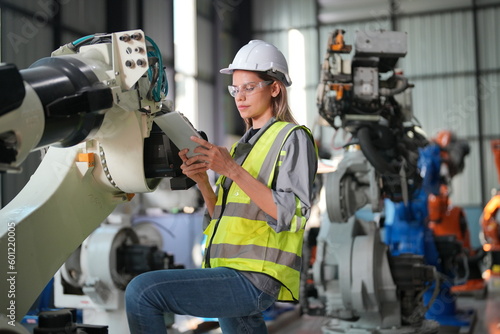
[154,111,203,158]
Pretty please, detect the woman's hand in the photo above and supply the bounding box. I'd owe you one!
[179,136,236,217]
[182,136,278,219]
[185,136,240,179]
[178,146,210,185]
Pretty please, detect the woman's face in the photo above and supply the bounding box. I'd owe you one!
[231,70,279,128]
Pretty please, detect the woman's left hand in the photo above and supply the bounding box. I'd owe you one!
[185,136,240,178]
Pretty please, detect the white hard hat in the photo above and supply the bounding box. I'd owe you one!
[220,40,292,87]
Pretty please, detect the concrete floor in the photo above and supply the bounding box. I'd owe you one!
[193,286,499,334]
[268,288,500,334]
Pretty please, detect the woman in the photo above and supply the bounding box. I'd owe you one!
[126,40,317,333]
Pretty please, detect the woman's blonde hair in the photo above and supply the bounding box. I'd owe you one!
[243,72,298,130]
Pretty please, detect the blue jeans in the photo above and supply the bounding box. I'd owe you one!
[125,267,276,333]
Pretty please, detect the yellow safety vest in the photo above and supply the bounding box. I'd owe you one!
[203,121,314,301]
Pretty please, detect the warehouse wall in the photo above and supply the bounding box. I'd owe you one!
[397,7,500,209]
[252,0,319,129]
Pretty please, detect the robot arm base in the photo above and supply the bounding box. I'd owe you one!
[0,146,126,320]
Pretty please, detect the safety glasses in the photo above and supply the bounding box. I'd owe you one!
[227,80,273,97]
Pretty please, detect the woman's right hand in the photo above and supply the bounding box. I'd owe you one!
[178,148,209,185]
[179,147,217,216]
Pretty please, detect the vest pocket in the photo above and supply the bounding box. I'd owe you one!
[215,219,270,248]
[203,219,217,236]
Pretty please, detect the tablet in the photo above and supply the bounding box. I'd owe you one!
[154,111,203,158]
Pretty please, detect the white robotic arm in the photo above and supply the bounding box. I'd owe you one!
[0,30,188,327]
[310,30,439,334]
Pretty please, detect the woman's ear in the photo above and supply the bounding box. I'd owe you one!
[271,81,280,98]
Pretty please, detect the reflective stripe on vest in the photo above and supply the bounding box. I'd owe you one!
[210,243,302,272]
[204,121,313,301]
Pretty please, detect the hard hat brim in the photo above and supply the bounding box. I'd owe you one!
[219,67,292,87]
[219,67,233,75]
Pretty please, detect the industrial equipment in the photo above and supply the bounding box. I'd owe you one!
[310,29,483,334]
[311,29,439,334]
[427,131,485,296]
[0,29,196,333]
[384,133,479,330]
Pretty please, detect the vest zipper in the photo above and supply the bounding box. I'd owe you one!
[204,186,229,268]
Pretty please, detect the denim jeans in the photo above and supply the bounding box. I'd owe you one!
[125,267,276,333]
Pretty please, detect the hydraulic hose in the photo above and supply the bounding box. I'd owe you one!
[379,75,409,97]
[357,126,397,175]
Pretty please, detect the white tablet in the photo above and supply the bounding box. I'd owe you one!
[154,111,203,158]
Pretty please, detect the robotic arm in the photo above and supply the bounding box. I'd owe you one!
[316,29,428,205]
[0,30,192,326]
[311,30,439,334]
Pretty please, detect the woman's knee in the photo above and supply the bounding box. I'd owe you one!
[125,276,140,309]
[125,272,153,308]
